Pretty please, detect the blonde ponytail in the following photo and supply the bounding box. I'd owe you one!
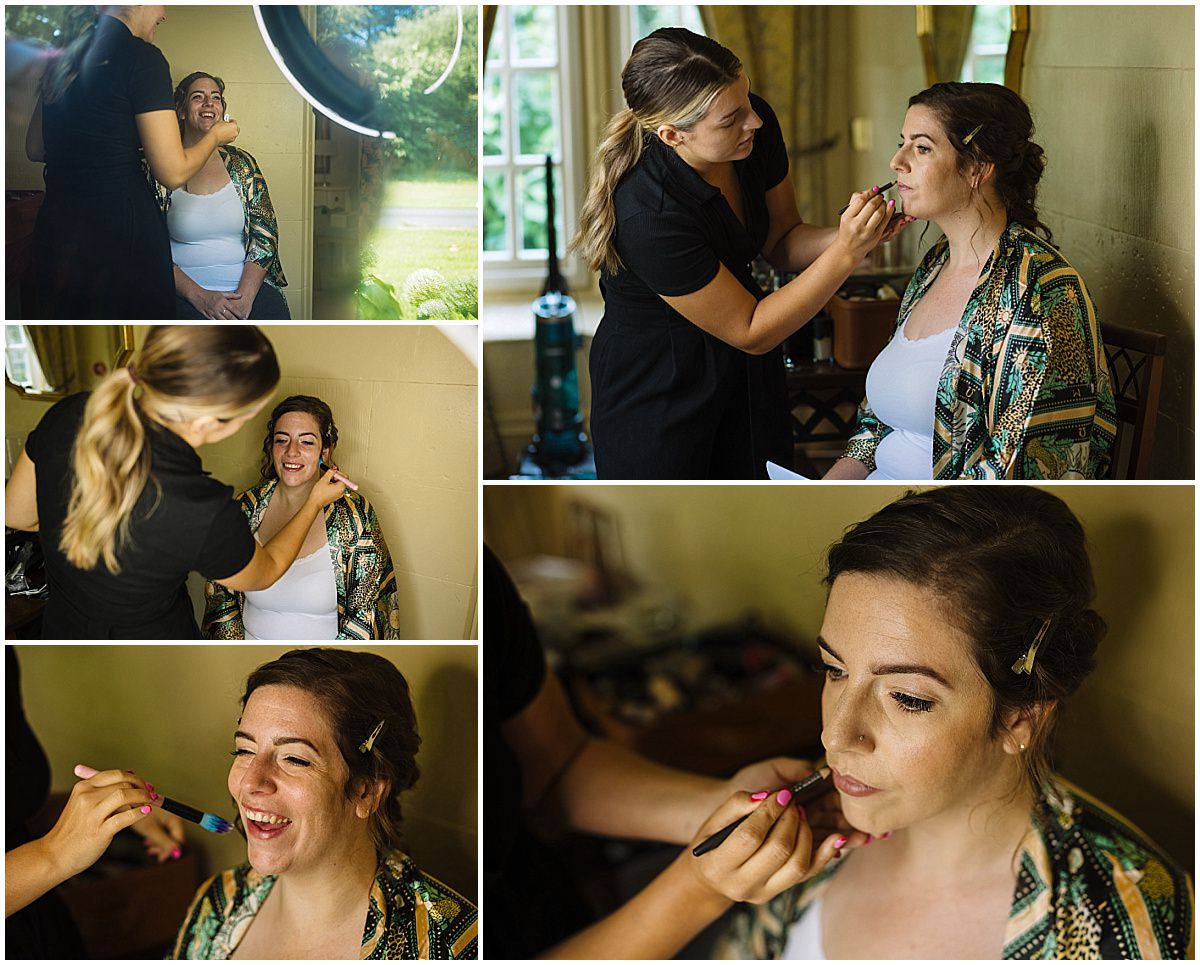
[568,28,742,277]
[60,368,151,573]
[59,325,280,574]
[571,109,648,275]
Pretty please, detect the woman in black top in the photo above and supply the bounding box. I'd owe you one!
[24,6,240,319]
[573,29,912,479]
[4,326,347,638]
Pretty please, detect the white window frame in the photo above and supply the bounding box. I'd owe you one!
[482,6,587,295]
[4,326,52,393]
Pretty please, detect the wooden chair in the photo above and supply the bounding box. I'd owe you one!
[1100,321,1167,479]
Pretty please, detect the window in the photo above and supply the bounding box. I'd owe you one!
[482,6,576,288]
[4,325,51,392]
[619,4,706,54]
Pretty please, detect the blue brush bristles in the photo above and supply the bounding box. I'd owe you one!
[200,812,233,834]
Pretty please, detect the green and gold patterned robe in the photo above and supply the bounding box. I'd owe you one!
[717,777,1192,959]
[845,222,1117,478]
[203,479,401,640]
[171,852,477,959]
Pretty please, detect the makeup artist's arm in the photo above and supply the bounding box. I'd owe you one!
[135,111,239,190]
[504,671,818,844]
[217,470,345,592]
[6,769,154,917]
[4,450,39,531]
[540,788,849,959]
[24,95,45,162]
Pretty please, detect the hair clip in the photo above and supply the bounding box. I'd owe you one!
[1012,616,1057,675]
[962,123,984,145]
[358,719,386,753]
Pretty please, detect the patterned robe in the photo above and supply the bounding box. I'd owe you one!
[845,222,1117,479]
[171,852,478,959]
[203,479,402,640]
[717,777,1193,959]
[155,144,288,291]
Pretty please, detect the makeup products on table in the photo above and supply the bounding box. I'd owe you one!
[74,764,233,834]
[692,766,832,858]
[319,458,359,491]
[837,182,895,217]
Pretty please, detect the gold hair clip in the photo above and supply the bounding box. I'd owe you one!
[962,123,983,145]
[358,719,386,753]
[1012,616,1056,675]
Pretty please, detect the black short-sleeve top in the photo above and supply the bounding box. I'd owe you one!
[590,92,793,479]
[42,15,174,189]
[25,393,256,638]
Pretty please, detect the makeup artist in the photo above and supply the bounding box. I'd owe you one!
[484,547,866,959]
[24,5,240,318]
[573,27,912,479]
[6,647,183,957]
[3,326,346,639]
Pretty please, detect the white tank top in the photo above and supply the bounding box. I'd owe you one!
[243,544,338,640]
[864,320,957,481]
[781,897,825,959]
[167,180,246,291]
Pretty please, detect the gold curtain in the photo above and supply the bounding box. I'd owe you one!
[26,325,76,393]
[482,5,496,73]
[919,6,975,86]
[699,6,838,222]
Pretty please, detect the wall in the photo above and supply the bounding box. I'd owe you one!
[847,5,1195,477]
[5,6,315,319]
[178,324,478,640]
[484,484,1194,870]
[14,643,478,901]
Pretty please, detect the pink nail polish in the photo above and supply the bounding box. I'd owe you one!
[150,792,159,801]
[171,847,182,860]
[882,831,893,840]
[776,788,793,807]
[865,834,875,845]
[833,835,848,849]
[145,783,155,792]
[873,185,879,192]
[796,805,807,822]
[749,790,770,801]
[139,805,152,814]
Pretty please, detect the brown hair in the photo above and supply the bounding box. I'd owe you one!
[258,395,338,482]
[571,28,742,275]
[824,487,1104,795]
[238,648,421,856]
[908,81,1052,241]
[61,326,279,573]
[173,71,226,135]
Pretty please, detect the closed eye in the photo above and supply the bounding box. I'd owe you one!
[891,692,934,713]
[821,662,847,682]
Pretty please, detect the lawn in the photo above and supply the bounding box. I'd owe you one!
[381,175,477,210]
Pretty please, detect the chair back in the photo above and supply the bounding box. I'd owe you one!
[1100,321,1166,479]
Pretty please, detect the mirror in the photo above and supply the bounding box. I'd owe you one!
[5,325,135,400]
[917,5,1030,94]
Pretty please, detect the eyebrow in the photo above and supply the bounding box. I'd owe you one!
[901,132,935,142]
[234,730,322,754]
[817,637,952,688]
[273,432,319,439]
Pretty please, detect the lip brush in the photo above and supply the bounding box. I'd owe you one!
[74,764,233,834]
[838,182,895,216]
[692,766,832,858]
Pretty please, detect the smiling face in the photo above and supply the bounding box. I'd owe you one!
[890,104,974,221]
[229,684,368,877]
[179,76,225,136]
[818,572,1022,837]
[271,411,329,488]
[664,73,762,169]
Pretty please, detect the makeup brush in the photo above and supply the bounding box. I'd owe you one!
[319,458,359,491]
[74,764,233,834]
[838,182,895,216]
[692,766,832,858]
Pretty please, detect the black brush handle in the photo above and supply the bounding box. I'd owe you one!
[692,813,749,857]
[837,182,895,216]
[692,769,830,859]
[160,797,204,825]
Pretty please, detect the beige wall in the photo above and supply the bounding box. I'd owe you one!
[484,484,1194,870]
[847,5,1195,477]
[5,6,315,319]
[14,643,478,901]
[4,325,479,639]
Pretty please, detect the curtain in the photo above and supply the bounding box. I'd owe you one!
[923,6,975,86]
[700,6,839,222]
[26,325,76,393]
[482,6,496,73]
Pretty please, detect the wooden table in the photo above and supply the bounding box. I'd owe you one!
[785,361,867,476]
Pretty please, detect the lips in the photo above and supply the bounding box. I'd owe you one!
[831,767,882,798]
[280,462,307,473]
[243,806,293,840]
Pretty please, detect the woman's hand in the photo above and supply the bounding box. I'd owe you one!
[42,768,156,881]
[214,118,240,146]
[132,807,186,863]
[306,468,347,510]
[879,210,917,246]
[834,190,892,262]
[188,287,244,320]
[687,786,866,905]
